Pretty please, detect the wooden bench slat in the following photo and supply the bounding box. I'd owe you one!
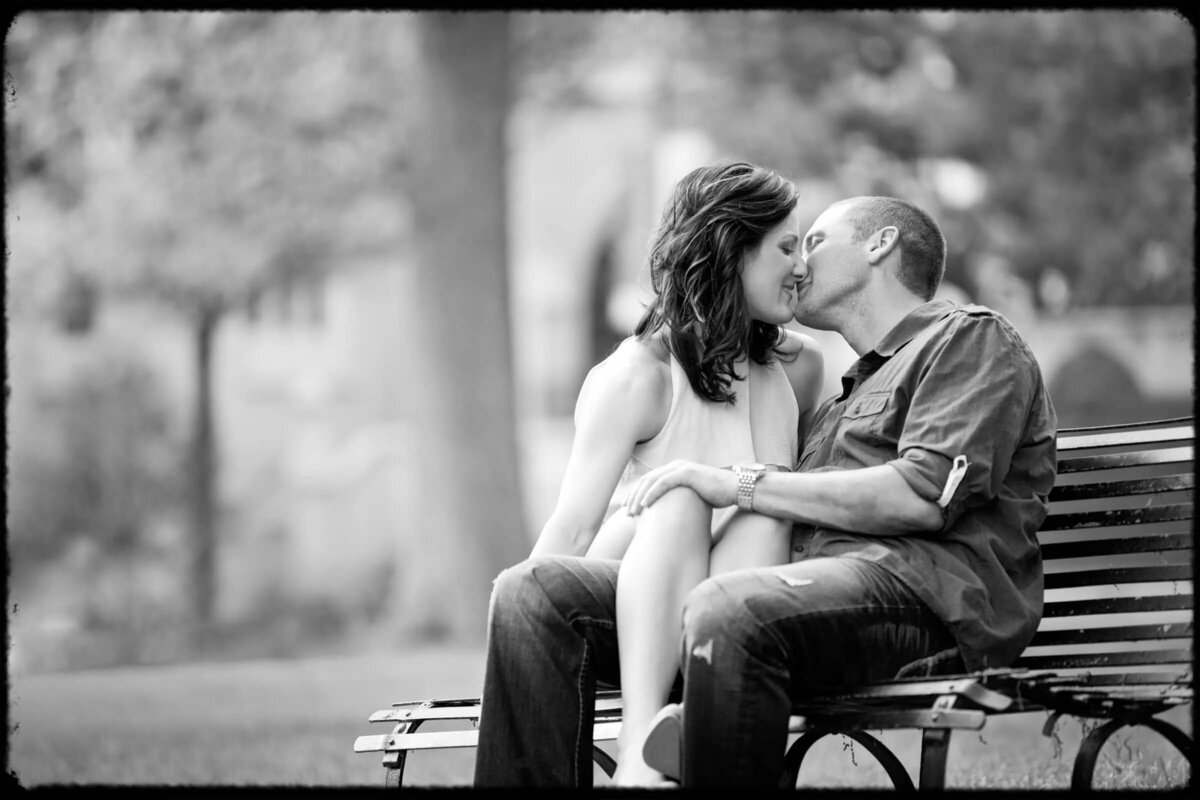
[356,720,624,754]
[1058,417,1192,433]
[370,706,479,724]
[1030,623,1192,647]
[1055,446,1192,474]
[795,708,987,732]
[1039,503,1193,532]
[1043,564,1192,590]
[1055,425,1194,451]
[1023,671,1192,687]
[815,678,1012,711]
[401,697,481,707]
[1048,473,1194,502]
[1038,680,1193,696]
[1039,522,1192,548]
[355,730,479,753]
[1038,687,1193,705]
[1040,532,1191,561]
[368,695,623,724]
[1014,649,1192,670]
[1042,593,1192,617]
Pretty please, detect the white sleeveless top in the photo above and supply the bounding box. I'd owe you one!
[605,347,799,534]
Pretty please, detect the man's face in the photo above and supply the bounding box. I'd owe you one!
[793,201,868,329]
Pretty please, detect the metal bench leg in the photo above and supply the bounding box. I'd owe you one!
[381,720,422,789]
[781,729,915,790]
[780,730,824,787]
[1072,717,1194,791]
[918,729,952,790]
[1142,718,1195,765]
[592,745,617,778]
[1071,718,1125,790]
[384,756,407,788]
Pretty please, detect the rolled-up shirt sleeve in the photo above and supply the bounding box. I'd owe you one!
[887,314,1041,533]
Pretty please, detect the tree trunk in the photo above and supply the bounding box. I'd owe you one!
[400,12,529,642]
[188,306,220,627]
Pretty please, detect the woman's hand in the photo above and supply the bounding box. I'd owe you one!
[624,460,739,516]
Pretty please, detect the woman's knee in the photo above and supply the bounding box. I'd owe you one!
[654,485,708,513]
[634,486,711,538]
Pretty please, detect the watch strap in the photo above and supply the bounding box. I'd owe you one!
[734,464,766,511]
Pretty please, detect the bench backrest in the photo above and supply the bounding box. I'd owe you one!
[1015,417,1193,684]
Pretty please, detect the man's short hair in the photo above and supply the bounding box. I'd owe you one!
[840,197,946,301]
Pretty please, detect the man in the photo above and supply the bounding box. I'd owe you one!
[473,196,1057,787]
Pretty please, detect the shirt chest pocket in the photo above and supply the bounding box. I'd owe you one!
[843,391,897,449]
[843,390,891,420]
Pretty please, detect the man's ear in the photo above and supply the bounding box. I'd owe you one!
[866,226,900,265]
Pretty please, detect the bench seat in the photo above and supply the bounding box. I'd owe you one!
[355,417,1193,789]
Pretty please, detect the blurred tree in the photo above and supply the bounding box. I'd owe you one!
[532,10,1192,309]
[737,11,1191,308]
[401,12,529,641]
[932,11,1193,307]
[5,11,411,627]
[7,351,181,583]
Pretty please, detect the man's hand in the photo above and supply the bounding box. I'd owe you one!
[624,460,738,516]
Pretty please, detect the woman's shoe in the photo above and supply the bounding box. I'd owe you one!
[641,702,683,781]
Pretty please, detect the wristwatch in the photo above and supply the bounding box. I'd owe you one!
[733,463,768,511]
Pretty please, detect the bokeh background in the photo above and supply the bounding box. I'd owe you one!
[5,9,1194,788]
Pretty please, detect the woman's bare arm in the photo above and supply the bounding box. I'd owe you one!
[529,343,670,557]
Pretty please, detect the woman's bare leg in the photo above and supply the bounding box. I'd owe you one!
[585,508,637,560]
[611,487,712,786]
[708,511,792,576]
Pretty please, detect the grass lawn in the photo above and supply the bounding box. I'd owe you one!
[7,645,1192,789]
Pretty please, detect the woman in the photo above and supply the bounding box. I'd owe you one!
[529,161,824,785]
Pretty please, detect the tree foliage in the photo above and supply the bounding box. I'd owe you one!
[510,10,1192,308]
[699,10,1194,307]
[7,11,532,641]
[6,11,413,314]
[6,11,417,626]
[8,351,181,577]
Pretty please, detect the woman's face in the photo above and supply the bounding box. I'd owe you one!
[740,208,802,325]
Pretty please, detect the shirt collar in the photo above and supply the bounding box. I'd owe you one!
[872,298,958,357]
[836,299,959,400]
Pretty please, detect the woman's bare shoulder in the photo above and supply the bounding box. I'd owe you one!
[585,335,671,399]
[597,333,669,375]
[577,335,672,438]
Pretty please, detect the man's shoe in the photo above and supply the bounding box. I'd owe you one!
[641,702,683,781]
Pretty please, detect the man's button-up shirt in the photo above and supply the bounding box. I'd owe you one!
[789,299,1057,672]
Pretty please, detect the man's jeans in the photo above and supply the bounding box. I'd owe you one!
[472,554,959,787]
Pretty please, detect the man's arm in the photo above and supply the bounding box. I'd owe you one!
[753,464,943,534]
[624,461,942,536]
[627,311,1048,538]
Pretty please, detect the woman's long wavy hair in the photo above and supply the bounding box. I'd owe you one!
[634,161,798,404]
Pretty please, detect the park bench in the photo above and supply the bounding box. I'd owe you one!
[354,416,1193,789]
